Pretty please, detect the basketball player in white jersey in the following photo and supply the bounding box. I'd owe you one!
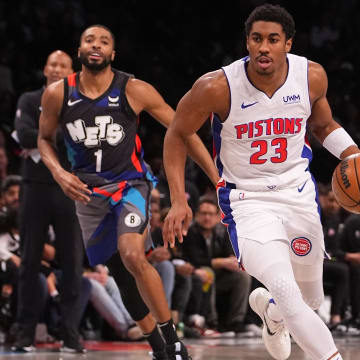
[162,4,359,360]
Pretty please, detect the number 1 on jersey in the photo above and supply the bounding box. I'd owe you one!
[94,149,102,172]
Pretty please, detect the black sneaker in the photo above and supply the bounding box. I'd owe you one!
[60,329,86,354]
[166,341,192,360]
[151,349,169,359]
[60,338,86,354]
[60,344,87,354]
[11,328,35,352]
[11,339,36,353]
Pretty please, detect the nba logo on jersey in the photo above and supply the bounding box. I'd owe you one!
[291,237,312,256]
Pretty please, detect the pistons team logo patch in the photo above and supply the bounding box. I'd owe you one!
[291,237,312,256]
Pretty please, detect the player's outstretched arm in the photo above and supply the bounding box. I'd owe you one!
[126,78,219,187]
[38,81,92,204]
[307,61,359,159]
[162,71,228,248]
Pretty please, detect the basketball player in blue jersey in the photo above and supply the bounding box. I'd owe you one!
[163,4,359,360]
[37,25,218,360]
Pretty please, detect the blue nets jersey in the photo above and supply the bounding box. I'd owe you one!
[60,69,155,187]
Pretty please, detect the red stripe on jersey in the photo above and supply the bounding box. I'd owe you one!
[93,187,113,198]
[305,135,311,147]
[111,181,127,203]
[131,146,143,172]
[68,73,76,87]
[216,178,225,191]
[135,135,142,153]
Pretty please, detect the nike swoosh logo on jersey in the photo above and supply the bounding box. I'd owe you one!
[241,101,258,109]
[68,99,82,106]
[298,180,308,193]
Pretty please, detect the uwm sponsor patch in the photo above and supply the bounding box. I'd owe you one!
[291,237,312,256]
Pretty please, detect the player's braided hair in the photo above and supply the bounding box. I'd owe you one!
[245,4,296,40]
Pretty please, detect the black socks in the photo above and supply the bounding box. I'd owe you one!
[158,319,179,345]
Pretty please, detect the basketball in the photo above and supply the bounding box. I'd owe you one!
[332,154,360,213]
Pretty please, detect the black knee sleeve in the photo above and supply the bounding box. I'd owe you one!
[105,252,150,321]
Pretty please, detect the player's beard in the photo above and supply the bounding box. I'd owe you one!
[79,52,112,72]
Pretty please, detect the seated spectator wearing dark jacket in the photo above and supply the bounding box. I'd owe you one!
[180,198,251,334]
[318,183,350,327]
[338,208,360,328]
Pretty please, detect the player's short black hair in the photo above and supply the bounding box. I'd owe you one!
[80,24,116,48]
[245,4,296,40]
[2,175,21,193]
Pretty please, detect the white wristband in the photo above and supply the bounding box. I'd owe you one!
[322,128,356,159]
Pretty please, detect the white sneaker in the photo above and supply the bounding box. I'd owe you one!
[249,287,291,360]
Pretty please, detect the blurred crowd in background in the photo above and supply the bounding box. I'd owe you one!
[0,0,360,346]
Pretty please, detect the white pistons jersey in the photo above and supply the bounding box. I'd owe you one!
[213,53,312,191]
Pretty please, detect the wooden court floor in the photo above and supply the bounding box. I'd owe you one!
[1,336,359,359]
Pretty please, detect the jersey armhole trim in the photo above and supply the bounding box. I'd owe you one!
[221,67,232,123]
[122,75,139,119]
[306,60,312,112]
[60,77,69,120]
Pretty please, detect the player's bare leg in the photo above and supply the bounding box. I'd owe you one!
[137,312,157,333]
[118,231,171,322]
[118,231,191,359]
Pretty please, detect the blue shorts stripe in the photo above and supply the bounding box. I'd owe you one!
[120,187,146,216]
[86,213,118,266]
[218,186,239,260]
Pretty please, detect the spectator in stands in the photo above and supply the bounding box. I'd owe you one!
[0,147,9,186]
[148,202,175,308]
[180,198,252,336]
[155,158,200,214]
[83,265,143,341]
[338,209,360,329]
[211,221,252,334]
[318,183,350,327]
[1,175,20,211]
[0,175,48,339]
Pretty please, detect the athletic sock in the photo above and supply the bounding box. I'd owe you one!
[144,325,166,352]
[158,318,179,344]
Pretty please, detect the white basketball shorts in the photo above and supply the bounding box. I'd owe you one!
[217,176,328,267]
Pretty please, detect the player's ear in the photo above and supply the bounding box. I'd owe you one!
[285,38,292,53]
[246,37,249,52]
[77,47,80,58]
[111,50,115,62]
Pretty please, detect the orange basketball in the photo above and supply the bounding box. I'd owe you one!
[332,154,360,213]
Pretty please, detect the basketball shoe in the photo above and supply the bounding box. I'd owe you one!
[166,341,192,359]
[249,287,291,360]
[150,349,169,359]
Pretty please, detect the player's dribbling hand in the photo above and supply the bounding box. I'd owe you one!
[53,168,92,204]
[162,201,192,248]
